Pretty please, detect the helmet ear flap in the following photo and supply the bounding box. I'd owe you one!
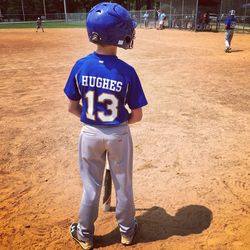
[90,32,101,43]
[125,36,131,44]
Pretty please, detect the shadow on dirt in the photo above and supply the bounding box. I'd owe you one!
[230,49,244,53]
[95,204,212,247]
[135,205,212,243]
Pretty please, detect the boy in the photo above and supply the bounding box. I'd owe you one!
[64,2,148,250]
[36,17,44,32]
[158,11,167,30]
[143,11,149,28]
[225,10,236,53]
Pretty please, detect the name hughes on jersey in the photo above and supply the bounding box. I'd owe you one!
[81,75,123,92]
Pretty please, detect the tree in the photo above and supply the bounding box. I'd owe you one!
[2,0,21,14]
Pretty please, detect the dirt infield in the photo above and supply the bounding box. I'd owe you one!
[0,28,250,250]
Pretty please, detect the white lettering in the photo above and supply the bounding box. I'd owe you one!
[96,77,103,88]
[81,75,123,92]
[116,81,122,92]
[109,80,116,91]
[89,76,95,87]
[82,75,88,86]
[102,78,110,89]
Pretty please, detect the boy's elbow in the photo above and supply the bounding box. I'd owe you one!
[133,109,143,122]
[68,102,76,114]
[137,112,143,122]
[68,104,73,113]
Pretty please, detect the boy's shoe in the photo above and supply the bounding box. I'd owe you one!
[69,223,93,250]
[121,222,138,246]
[225,48,230,53]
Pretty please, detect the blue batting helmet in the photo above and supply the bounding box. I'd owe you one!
[229,10,235,16]
[86,2,137,49]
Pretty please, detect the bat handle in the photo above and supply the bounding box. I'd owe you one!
[103,199,111,212]
[103,169,112,212]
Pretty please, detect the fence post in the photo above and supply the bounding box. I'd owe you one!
[21,0,25,21]
[64,0,67,22]
[243,0,248,32]
[218,0,223,32]
[140,10,142,28]
[181,0,184,29]
[169,0,172,28]
[43,0,47,19]
[154,5,157,29]
[194,0,199,31]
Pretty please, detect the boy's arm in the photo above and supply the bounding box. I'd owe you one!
[225,18,230,29]
[68,99,82,118]
[128,108,143,124]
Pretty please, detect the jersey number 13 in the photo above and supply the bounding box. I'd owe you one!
[85,90,118,122]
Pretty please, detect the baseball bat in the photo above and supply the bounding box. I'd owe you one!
[103,160,112,212]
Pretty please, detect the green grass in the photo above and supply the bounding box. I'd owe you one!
[1,21,249,32]
[0,21,85,29]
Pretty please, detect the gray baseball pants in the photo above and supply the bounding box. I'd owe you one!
[225,29,234,49]
[77,123,136,242]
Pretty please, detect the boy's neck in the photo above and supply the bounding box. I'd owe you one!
[96,45,117,56]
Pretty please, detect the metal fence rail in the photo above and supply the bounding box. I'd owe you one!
[131,9,250,33]
[1,10,250,33]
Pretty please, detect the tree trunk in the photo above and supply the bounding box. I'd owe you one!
[147,0,153,9]
[135,0,141,10]
[126,0,131,10]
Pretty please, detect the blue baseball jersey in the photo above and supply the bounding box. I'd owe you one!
[225,16,236,30]
[64,52,148,126]
[159,13,166,21]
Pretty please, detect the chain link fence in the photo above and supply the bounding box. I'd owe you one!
[1,1,250,33]
[0,13,65,22]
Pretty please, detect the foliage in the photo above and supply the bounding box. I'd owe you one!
[0,0,155,16]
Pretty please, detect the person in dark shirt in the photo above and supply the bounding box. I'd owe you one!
[224,10,236,53]
[36,17,44,32]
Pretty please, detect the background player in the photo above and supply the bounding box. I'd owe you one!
[225,10,236,53]
[143,11,149,28]
[36,17,44,32]
[64,2,148,249]
[157,10,167,30]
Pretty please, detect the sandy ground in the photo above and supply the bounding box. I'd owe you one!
[0,28,250,250]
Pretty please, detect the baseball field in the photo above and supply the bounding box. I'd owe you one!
[0,28,250,250]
